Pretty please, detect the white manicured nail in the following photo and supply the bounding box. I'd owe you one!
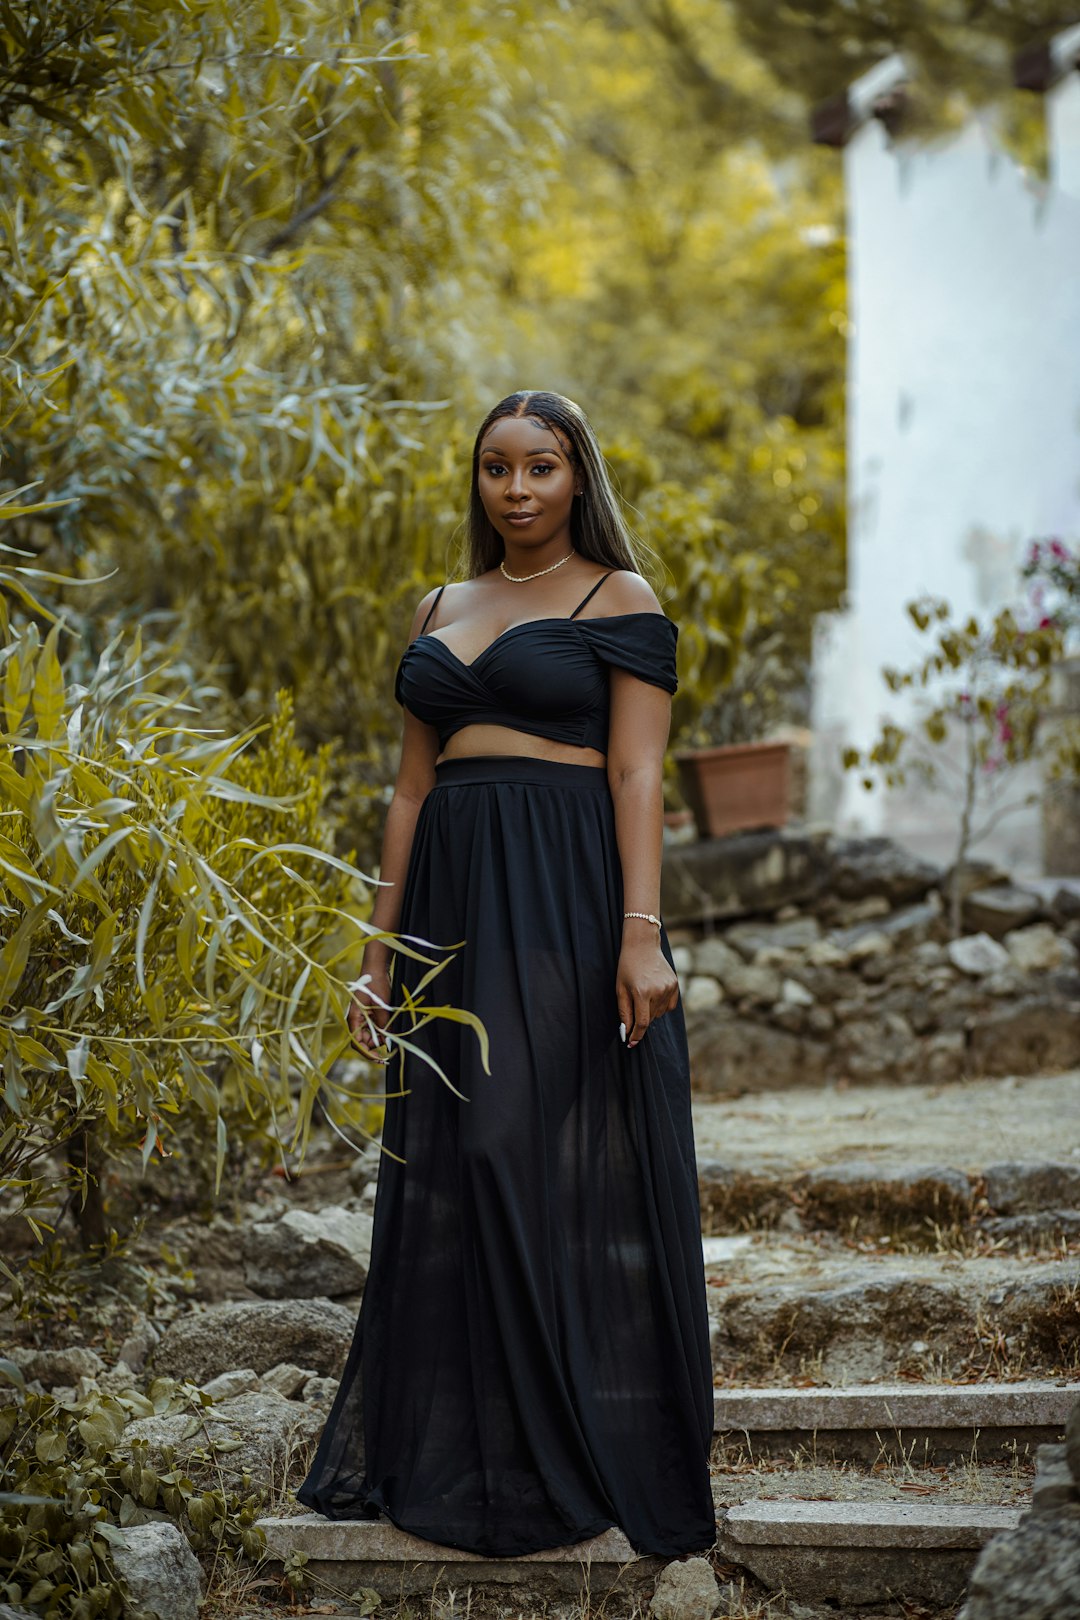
[619,1022,626,1043]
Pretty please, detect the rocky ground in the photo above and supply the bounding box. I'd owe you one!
[5,1067,1076,1619]
[662,831,1080,1093]
[692,1067,1080,1389]
[5,829,1079,1620]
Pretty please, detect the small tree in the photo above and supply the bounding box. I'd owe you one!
[1021,537,1080,633]
[841,590,1061,936]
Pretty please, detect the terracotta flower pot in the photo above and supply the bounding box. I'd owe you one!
[672,740,792,840]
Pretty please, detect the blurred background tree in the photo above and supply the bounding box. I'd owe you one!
[2,0,854,864]
[725,0,1071,167]
[1,0,569,862]
[3,0,1067,868]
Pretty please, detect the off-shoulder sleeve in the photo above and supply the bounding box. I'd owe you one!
[580,614,679,694]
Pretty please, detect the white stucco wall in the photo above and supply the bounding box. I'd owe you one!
[810,63,1080,876]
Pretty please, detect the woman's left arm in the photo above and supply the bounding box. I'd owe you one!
[607,666,680,1049]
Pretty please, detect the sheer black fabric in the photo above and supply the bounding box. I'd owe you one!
[295,754,716,1558]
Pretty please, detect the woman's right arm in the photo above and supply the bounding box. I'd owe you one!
[349,586,444,1062]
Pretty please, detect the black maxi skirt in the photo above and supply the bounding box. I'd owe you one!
[295,754,716,1558]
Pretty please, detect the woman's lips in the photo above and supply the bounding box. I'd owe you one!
[504,513,539,525]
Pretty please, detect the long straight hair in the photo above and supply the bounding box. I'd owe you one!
[459,391,657,583]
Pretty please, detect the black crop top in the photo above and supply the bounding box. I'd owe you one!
[394,571,679,753]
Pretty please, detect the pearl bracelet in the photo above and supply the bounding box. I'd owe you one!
[624,911,662,932]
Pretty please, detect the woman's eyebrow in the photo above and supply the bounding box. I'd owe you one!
[481,445,564,458]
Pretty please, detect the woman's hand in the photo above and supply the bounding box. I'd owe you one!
[347,964,393,1064]
[616,934,679,1049]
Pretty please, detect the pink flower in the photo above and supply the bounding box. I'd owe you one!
[1049,538,1069,561]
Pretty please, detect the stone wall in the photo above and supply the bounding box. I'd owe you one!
[660,828,1080,1093]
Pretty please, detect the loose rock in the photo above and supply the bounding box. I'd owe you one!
[111,1522,204,1620]
[151,1299,357,1384]
[692,937,744,979]
[723,915,822,958]
[242,1205,374,1299]
[967,998,1080,1076]
[11,1346,106,1387]
[1004,922,1079,974]
[685,975,723,1010]
[118,1320,161,1372]
[722,961,783,1004]
[649,1555,721,1620]
[827,837,942,905]
[201,1367,261,1401]
[780,977,815,1007]
[959,1399,1080,1619]
[947,933,1011,977]
[262,1361,314,1398]
[962,884,1043,938]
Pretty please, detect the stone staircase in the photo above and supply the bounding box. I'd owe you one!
[698,1067,1078,1611]
[257,1067,1079,1616]
[707,1380,1071,1609]
[259,1378,1070,1614]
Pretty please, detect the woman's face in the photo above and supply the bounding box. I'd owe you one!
[477,415,580,549]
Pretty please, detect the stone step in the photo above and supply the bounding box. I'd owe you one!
[704,1238,1079,1384]
[697,1156,1080,1241]
[711,1378,1074,1461]
[693,1075,1080,1237]
[692,1072,1080,1241]
[261,1493,1028,1613]
[256,1515,662,1606]
[716,1499,1021,1607]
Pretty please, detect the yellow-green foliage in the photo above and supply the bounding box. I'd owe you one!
[0,0,851,867]
[0,564,486,1280]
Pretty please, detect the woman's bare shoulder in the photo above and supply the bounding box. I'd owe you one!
[595,569,665,616]
[406,579,469,638]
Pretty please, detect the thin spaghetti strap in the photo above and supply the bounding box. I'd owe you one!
[419,583,447,635]
[568,571,615,620]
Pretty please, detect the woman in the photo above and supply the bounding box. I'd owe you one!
[295,390,716,1559]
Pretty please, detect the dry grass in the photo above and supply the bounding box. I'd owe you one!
[709,1432,1033,1510]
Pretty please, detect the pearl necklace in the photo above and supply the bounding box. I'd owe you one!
[500,550,575,582]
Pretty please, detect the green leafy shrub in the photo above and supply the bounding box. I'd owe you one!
[0,559,486,1313]
[0,1356,269,1620]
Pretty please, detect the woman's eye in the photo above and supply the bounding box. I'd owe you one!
[531,463,554,475]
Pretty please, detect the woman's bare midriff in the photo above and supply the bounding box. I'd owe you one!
[437,723,607,768]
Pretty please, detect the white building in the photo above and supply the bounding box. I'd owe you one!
[809,29,1080,878]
